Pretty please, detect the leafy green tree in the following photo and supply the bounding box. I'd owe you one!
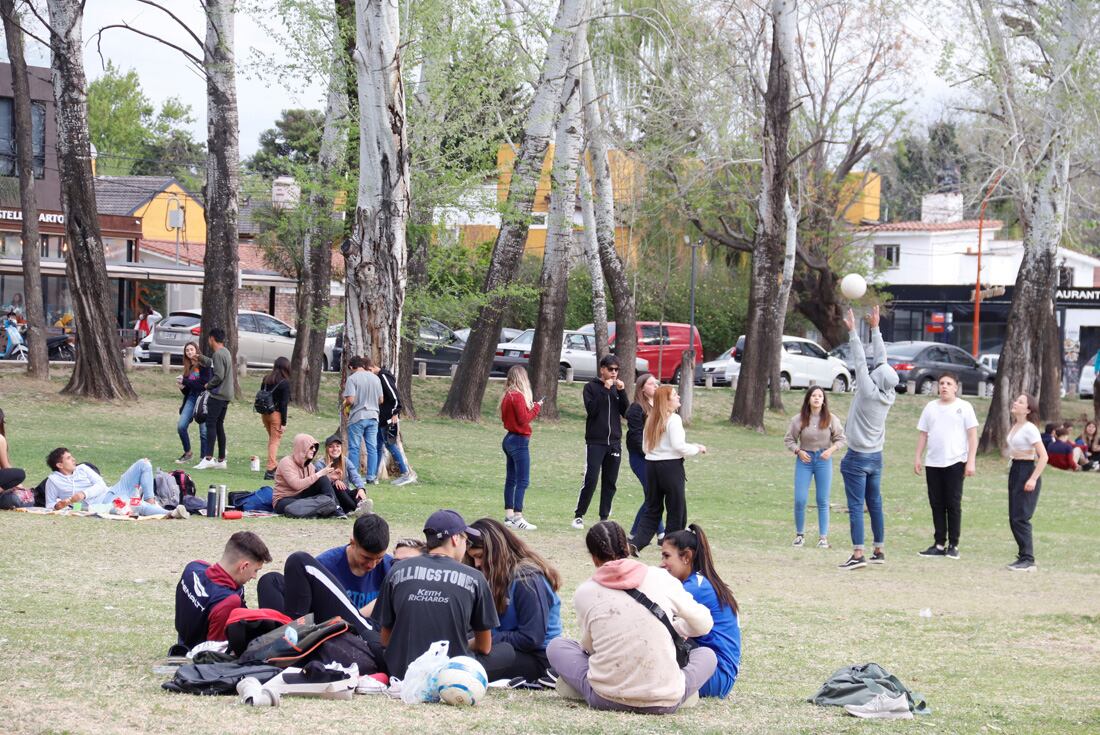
[243,108,326,178]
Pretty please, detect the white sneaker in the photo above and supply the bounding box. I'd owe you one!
[571,517,584,530]
[348,498,374,518]
[843,692,913,719]
[237,677,280,707]
[193,457,215,470]
[261,662,357,700]
[503,516,517,528]
[391,471,417,486]
[355,674,388,695]
[212,459,228,470]
[511,516,537,530]
[170,505,190,520]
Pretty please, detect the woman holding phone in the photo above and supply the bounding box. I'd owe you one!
[500,366,543,530]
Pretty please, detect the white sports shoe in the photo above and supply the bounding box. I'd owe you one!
[193,457,215,470]
[571,517,584,530]
[348,498,374,518]
[170,505,190,520]
[355,674,388,695]
[511,516,537,530]
[261,662,358,700]
[843,692,913,719]
[391,471,417,486]
[212,459,228,470]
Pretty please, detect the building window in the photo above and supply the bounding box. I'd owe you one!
[874,243,900,269]
[0,97,47,179]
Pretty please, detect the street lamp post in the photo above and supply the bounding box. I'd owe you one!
[681,235,702,423]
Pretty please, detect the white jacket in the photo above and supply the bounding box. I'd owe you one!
[645,413,702,461]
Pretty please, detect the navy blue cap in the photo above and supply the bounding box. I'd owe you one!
[423,509,480,540]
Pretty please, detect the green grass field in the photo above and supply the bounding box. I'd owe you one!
[1,369,1098,734]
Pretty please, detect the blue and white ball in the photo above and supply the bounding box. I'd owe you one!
[435,656,488,706]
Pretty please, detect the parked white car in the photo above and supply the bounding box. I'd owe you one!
[493,329,649,380]
[724,335,852,391]
[698,346,735,385]
[147,310,297,368]
[1080,351,1097,399]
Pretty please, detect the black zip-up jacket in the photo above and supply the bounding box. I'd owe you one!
[377,368,402,423]
[583,378,629,445]
[625,402,647,456]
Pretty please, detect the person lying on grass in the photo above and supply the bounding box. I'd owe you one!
[174,531,272,652]
[44,447,186,518]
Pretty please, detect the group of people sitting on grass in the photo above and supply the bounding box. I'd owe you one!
[176,511,742,713]
[1041,419,1100,471]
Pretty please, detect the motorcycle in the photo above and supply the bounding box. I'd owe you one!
[47,334,76,362]
[1,316,28,362]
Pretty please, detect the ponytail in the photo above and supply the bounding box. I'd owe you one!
[585,520,632,564]
[662,523,738,614]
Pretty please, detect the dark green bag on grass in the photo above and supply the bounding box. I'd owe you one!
[808,662,930,715]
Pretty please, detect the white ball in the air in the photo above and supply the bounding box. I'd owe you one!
[840,273,867,300]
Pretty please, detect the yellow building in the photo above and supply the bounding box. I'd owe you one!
[95,175,206,259]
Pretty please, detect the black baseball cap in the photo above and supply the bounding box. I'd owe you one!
[423,509,480,540]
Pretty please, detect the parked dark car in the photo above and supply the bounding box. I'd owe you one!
[412,318,466,375]
[886,341,994,395]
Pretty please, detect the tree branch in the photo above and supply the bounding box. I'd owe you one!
[134,0,205,51]
[94,23,205,75]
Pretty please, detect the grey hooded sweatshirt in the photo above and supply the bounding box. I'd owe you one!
[844,328,898,453]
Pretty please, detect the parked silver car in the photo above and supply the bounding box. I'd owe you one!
[147,310,297,367]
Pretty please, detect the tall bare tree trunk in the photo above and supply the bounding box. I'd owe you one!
[344,0,410,372]
[201,0,241,391]
[528,34,586,418]
[290,33,348,412]
[731,0,794,430]
[1,0,48,378]
[46,0,135,399]
[1039,304,1062,423]
[441,0,589,420]
[769,191,798,411]
[580,52,635,396]
[579,163,608,360]
[398,214,430,419]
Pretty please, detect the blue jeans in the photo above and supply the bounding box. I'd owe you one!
[794,450,832,536]
[628,450,664,537]
[840,450,884,550]
[376,421,409,475]
[177,394,208,454]
[502,432,531,512]
[346,418,379,488]
[96,459,167,517]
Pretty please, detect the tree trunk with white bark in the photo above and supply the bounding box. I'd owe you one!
[46,0,135,399]
[200,0,241,392]
[441,0,589,420]
[290,33,348,412]
[581,53,636,395]
[731,0,794,430]
[344,0,410,373]
[579,163,609,360]
[1,0,48,378]
[528,35,585,419]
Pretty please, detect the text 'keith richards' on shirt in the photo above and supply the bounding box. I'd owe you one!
[376,553,499,678]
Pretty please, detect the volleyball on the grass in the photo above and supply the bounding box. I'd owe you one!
[840,273,867,300]
[435,656,488,706]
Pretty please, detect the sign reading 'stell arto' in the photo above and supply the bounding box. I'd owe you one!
[0,209,65,224]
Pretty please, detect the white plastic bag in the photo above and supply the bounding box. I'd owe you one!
[400,640,450,704]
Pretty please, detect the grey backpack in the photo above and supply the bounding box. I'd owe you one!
[154,470,181,508]
[282,495,340,519]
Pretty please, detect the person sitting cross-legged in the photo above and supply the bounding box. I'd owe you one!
[44,448,186,518]
[273,433,346,518]
[174,531,272,652]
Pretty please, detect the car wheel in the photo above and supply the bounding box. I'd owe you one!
[985,381,995,398]
[831,375,848,392]
[58,343,76,362]
[559,364,569,380]
[919,377,936,395]
[779,373,791,392]
[671,366,682,384]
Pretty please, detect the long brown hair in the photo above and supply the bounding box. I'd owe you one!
[643,385,677,452]
[662,524,739,614]
[1019,394,1040,426]
[264,356,291,387]
[632,372,655,415]
[799,386,831,431]
[181,341,202,376]
[468,518,562,614]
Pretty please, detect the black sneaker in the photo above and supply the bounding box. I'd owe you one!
[263,469,275,481]
[870,550,886,564]
[537,668,559,688]
[838,555,867,570]
[918,545,945,557]
[945,546,960,559]
[1007,559,1037,572]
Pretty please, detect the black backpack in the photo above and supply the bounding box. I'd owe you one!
[194,391,211,424]
[254,380,279,414]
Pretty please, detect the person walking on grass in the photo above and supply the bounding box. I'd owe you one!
[915,372,978,560]
[838,305,898,571]
[784,386,846,550]
[343,356,383,494]
[546,521,716,714]
[573,355,629,530]
[627,373,661,539]
[630,386,707,552]
[659,524,741,699]
[369,362,417,486]
[194,328,233,470]
[500,366,543,530]
[175,342,209,464]
[259,356,292,481]
[1005,394,1048,572]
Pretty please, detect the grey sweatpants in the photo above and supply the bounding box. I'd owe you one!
[546,637,717,714]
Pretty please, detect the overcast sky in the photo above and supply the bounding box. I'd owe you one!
[4,1,327,157]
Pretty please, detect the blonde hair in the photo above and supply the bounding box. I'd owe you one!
[643,385,677,452]
[500,365,534,410]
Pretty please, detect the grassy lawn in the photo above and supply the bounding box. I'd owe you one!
[1,369,1098,734]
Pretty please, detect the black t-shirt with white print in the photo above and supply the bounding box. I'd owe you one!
[376,552,499,678]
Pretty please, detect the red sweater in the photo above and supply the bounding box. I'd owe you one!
[205,563,244,641]
[501,390,541,436]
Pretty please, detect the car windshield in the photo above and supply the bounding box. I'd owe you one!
[507,329,536,346]
[714,347,733,361]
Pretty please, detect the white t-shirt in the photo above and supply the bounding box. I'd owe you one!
[917,398,979,467]
[1007,422,1042,459]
